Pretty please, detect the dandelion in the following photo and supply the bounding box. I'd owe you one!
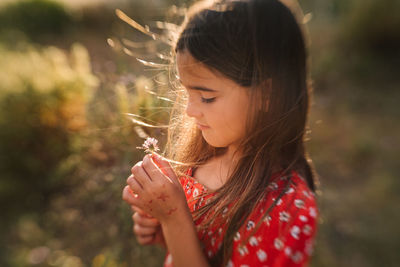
[137,137,160,154]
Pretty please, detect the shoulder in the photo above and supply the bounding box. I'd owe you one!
[229,170,318,266]
[263,170,317,217]
[259,170,318,239]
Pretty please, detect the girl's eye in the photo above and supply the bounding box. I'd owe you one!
[201,97,216,103]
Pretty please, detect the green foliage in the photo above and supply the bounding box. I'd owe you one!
[0,43,98,222]
[0,0,72,41]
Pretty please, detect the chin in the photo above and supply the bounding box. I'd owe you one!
[202,133,227,148]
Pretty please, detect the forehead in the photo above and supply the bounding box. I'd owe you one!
[175,51,252,101]
[176,51,221,83]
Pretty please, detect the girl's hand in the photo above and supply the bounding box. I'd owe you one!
[122,154,189,224]
[131,205,166,248]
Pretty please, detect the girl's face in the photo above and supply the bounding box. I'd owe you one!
[176,51,250,151]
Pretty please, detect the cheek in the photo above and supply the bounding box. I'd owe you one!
[230,98,249,129]
[203,93,250,146]
[217,109,246,140]
[213,99,247,130]
[201,109,228,146]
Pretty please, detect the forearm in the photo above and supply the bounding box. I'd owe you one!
[161,209,210,267]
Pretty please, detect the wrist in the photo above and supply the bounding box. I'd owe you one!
[159,205,209,267]
[160,203,192,227]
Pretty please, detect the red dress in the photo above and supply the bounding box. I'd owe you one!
[163,168,318,267]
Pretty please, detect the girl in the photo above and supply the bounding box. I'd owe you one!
[122,0,319,266]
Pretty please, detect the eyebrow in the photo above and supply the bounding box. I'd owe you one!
[178,79,217,92]
[187,86,217,92]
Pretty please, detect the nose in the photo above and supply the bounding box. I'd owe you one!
[185,97,202,118]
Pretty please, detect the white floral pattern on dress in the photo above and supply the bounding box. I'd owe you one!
[249,236,259,247]
[274,238,284,250]
[309,207,317,218]
[284,247,292,256]
[238,245,249,256]
[234,231,241,241]
[286,187,295,194]
[294,199,305,209]
[268,182,278,190]
[291,251,304,263]
[305,239,314,256]
[303,190,311,199]
[272,197,283,206]
[246,220,255,231]
[163,169,318,267]
[193,188,199,197]
[303,224,312,235]
[299,215,308,222]
[263,215,272,225]
[279,211,291,222]
[256,249,267,262]
[291,225,301,240]
[211,237,216,246]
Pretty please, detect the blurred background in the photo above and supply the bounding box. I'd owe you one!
[0,0,399,266]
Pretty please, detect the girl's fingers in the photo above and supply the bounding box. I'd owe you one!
[131,205,145,215]
[142,154,161,181]
[131,205,155,219]
[131,161,152,187]
[132,212,160,227]
[122,185,141,208]
[151,154,179,184]
[131,205,141,213]
[136,234,154,245]
[130,204,145,214]
[126,175,143,193]
[133,223,158,236]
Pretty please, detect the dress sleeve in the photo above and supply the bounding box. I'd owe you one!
[228,177,318,267]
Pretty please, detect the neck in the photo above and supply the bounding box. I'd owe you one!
[216,144,241,180]
[226,144,240,163]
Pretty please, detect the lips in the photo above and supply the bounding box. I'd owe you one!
[196,122,210,130]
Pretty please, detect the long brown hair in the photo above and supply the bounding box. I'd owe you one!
[164,0,318,265]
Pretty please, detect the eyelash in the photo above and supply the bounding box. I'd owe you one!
[201,97,216,103]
